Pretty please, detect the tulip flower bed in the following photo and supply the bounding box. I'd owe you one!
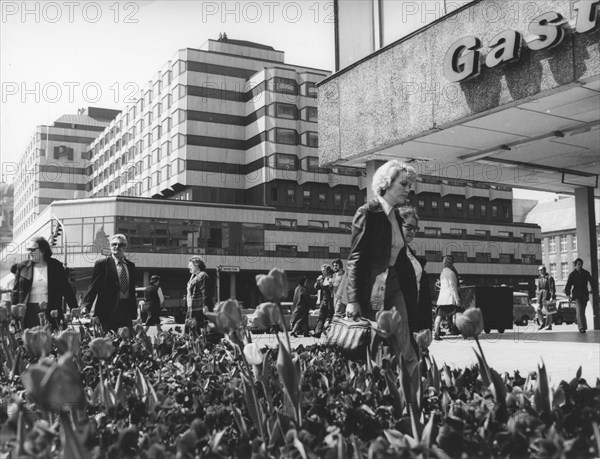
[0,269,599,458]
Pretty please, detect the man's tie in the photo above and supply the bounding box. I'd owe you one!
[118,261,128,294]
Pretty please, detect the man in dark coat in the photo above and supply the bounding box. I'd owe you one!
[143,275,163,326]
[83,234,136,332]
[564,258,594,333]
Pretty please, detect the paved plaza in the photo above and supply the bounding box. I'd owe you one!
[252,319,600,386]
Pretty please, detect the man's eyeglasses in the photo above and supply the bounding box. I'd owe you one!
[111,242,126,247]
[402,225,420,232]
[26,247,38,252]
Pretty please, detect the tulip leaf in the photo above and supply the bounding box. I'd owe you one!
[489,368,507,409]
[384,368,404,416]
[473,348,491,387]
[241,371,265,440]
[276,336,300,425]
[231,405,248,437]
[421,412,437,448]
[60,412,87,459]
[535,360,551,414]
[430,356,441,391]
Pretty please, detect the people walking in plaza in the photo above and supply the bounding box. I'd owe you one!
[536,265,556,330]
[142,275,164,326]
[290,276,313,337]
[344,160,419,378]
[186,256,209,334]
[564,258,594,334]
[312,264,334,338]
[396,206,432,334]
[331,258,346,315]
[434,255,461,340]
[12,236,78,330]
[83,234,137,332]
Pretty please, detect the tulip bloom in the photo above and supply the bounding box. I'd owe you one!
[50,309,58,319]
[56,329,81,355]
[414,329,433,351]
[118,327,132,340]
[89,337,115,360]
[214,299,243,331]
[455,308,485,339]
[23,326,52,358]
[376,307,403,338]
[12,304,26,319]
[255,302,281,328]
[256,268,289,301]
[70,308,80,318]
[21,353,86,411]
[243,342,264,365]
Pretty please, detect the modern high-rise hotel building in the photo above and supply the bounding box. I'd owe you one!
[3,37,541,306]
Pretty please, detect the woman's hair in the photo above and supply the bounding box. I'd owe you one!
[332,258,343,269]
[31,236,52,262]
[371,160,418,197]
[188,256,206,271]
[398,206,419,222]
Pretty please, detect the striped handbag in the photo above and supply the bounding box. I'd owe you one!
[323,316,372,361]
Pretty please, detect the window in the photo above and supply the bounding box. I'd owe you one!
[560,234,568,252]
[308,246,329,258]
[274,77,297,95]
[450,228,465,237]
[319,192,326,204]
[275,103,296,119]
[418,200,425,209]
[549,263,557,278]
[480,205,487,217]
[276,218,296,229]
[561,262,569,278]
[271,188,279,201]
[498,231,512,238]
[451,251,467,262]
[305,82,317,97]
[456,202,463,211]
[275,154,297,170]
[475,252,491,263]
[474,229,490,238]
[308,220,329,230]
[522,254,536,264]
[499,253,513,264]
[468,203,475,216]
[492,205,498,217]
[334,192,342,206]
[287,188,295,203]
[276,244,297,256]
[274,128,297,145]
[349,194,356,206]
[444,201,450,209]
[162,117,172,134]
[424,227,441,237]
[425,250,442,262]
[572,234,577,251]
[306,132,318,147]
[300,107,317,125]
[503,206,510,219]
[162,93,172,109]
[549,236,556,253]
[431,200,438,210]
[153,147,161,163]
[522,233,535,243]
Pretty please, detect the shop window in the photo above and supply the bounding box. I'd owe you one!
[425,250,442,262]
[499,253,513,264]
[276,218,296,229]
[475,252,491,263]
[450,251,467,262]
[308,220,329,230]
[522,254,536,264]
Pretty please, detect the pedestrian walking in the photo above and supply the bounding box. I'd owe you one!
[13,236,78,330]
[312,264,334,338]
[82,234,137,332]
[331,258,346,315]
[290,277,313,337]
[186,256,209,334]
[564,258,594,333]
[434,255,461,340]
[536,266,556,330]
[143,275,164,326]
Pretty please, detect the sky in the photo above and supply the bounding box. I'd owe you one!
[0,0,560,202]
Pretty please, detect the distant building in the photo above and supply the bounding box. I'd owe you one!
[3,37,542,305]
[523,197,600,290]
[0,183,14,245]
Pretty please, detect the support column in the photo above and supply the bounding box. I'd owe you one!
[142,271,150,287]
[230,272,236,299]
[574,187,599,330]
[365,160,385,201]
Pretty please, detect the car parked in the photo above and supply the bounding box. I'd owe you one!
[513,292,536,326]
[244,302,320,333]
[553,298,577,325]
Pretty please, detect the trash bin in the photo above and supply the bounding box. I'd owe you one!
[459,285,513,333]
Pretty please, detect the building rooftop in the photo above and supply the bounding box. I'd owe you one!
[524,197,600,233]
[54,114,111,128]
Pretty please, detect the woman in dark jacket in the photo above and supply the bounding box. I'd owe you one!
[12,236,78,330]
[396,206,432,334]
